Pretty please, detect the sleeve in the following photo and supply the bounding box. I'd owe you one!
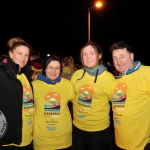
[146,67,150,95]
[69,81,75,103]
[105,73,115,102]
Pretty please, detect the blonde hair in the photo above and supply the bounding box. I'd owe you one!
[7,37,32,54]
[62,56,74,72]
[7,37,25,48]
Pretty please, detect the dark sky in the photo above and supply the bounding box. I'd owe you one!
[0,0,149,65]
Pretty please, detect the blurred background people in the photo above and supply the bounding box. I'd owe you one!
[29,50,42,80]
[0,55,9,61]
[110,40,150,150]
[61,56,75,80]
[61,56,75,119]
[0,37,34,150]
[71,42,115,150]
[32,55,74,150]
[74,63,82,71]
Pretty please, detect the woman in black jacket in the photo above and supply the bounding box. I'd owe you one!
[0,37,34,150]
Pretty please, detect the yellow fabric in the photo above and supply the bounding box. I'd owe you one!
[32,78,74,150]
[112,65,150,150]
[63,67,72,74]
[5,74,34,147]
[71,69,115,131]
[61,67,74,80]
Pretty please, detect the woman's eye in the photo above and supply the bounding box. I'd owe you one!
[25,54,29,57]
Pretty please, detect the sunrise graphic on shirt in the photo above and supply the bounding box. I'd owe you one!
[78,84,94,110]
[113,83,127,104]
[23,85,34,125]
[44,92,61,118]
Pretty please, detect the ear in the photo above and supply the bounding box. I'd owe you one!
[98,54,102,59]
[9,51,12,59]
[80,55,83,65]
[131,53,134,61]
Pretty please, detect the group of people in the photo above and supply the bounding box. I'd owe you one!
[0,37,150,150]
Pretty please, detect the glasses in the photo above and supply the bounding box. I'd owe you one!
[46,66,61,72]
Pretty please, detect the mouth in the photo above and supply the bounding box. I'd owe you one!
[118,64,124,67]
[50,74,56,76]
[86,60,92,63]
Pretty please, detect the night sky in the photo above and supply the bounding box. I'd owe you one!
[0,0,149,65]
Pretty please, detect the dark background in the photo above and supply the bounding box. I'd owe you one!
[0,0,149,65]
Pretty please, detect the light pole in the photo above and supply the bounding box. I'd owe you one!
[88,2,102,42]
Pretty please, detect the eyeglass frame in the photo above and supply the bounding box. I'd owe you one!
[46,66,61,72]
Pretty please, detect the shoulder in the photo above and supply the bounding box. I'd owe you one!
[61,77,72,84]
[71,69,84,79]
[140,65,150,70]
[138,65,150,75]
[0,62,7,72]
[103,70,115,78]
[135,65,150,75]
[31,79,43,86]
[72,69,84,76]
[60,78,74,91]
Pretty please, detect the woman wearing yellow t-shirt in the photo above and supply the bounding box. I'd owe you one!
[71,42,115,150]
[32,55,74,150]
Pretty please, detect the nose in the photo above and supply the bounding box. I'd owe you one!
[116,58,122,64]
[21,54,28,61]
[52,68,56,71]
[86,54,90,59]
[50,67,57,72]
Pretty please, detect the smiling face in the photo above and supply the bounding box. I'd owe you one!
[9,45,30,71]
[45,60,61,81]
[112,48,134,75]
[81,45,101,69]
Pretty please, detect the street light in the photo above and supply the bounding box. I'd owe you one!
[88,2,102,42]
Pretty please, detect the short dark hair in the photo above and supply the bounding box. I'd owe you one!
[30,50,40,59]
[42,55,62,75]
[109,41,133,53]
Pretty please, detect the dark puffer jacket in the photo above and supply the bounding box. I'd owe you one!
[0,58,33,145]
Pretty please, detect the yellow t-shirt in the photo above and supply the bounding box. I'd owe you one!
[32,78,74,150]
[71,69,115,131]
[61,67,74,80]
[112,65,150,150]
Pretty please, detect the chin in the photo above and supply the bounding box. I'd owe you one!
[86,64,93,68]
[50,77,57,81]
[20,66,26,69]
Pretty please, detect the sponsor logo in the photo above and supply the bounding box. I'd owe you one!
[0,111,7,139]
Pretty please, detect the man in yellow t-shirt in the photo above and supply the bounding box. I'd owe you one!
[110,40,150,150]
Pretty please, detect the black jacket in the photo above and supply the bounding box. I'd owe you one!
[0,58,33,145]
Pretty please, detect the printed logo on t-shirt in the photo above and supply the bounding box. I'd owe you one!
[23,85,34,125]
[112,83,127,124]
[0,111,7,139]
[44,92,61,118]
[78,84,94,110]
[112,82,127,118]
[44,92,61,130]
[113,83,127,104]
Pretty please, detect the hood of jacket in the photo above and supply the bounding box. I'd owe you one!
[36,72,61,84]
